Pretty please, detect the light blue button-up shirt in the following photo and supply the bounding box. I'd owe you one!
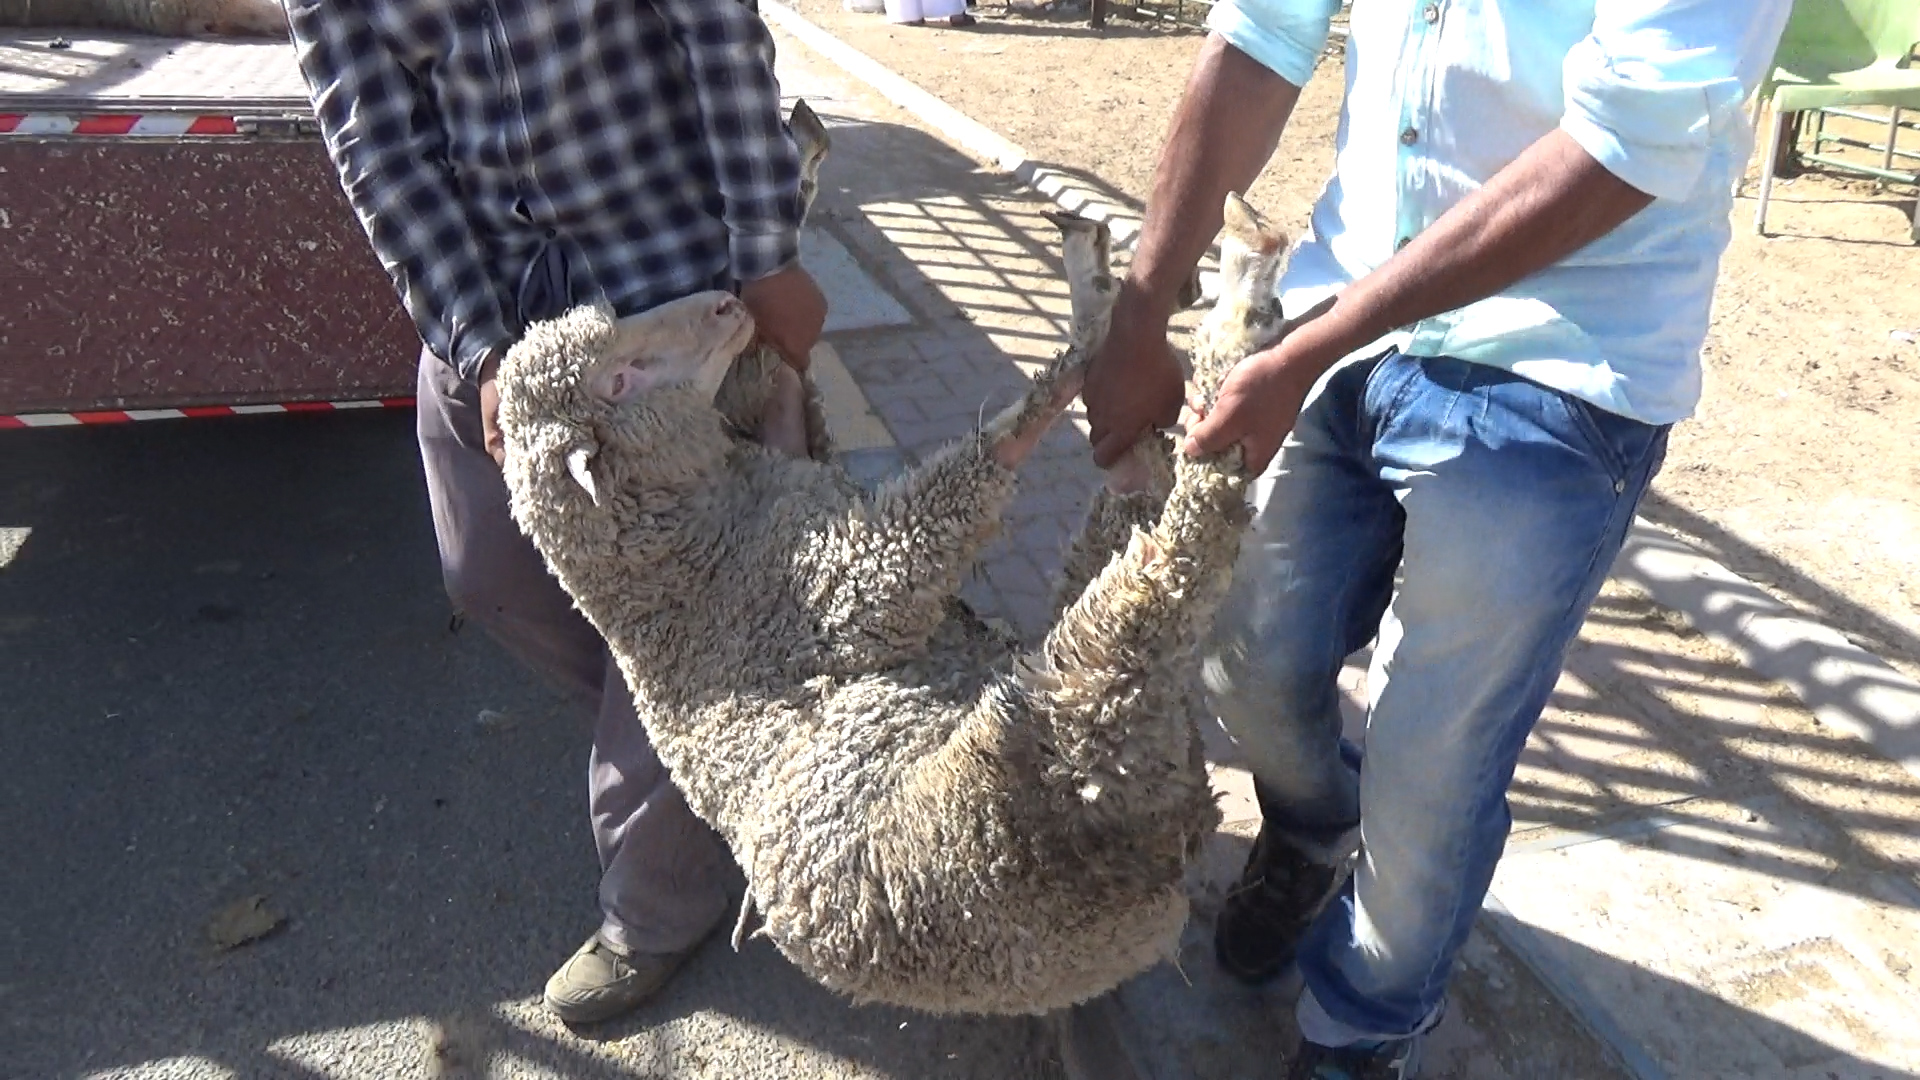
[1206,0,1794,425]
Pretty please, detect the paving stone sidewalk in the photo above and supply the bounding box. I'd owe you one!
[778,23,1920,1080]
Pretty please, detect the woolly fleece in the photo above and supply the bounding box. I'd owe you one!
[494,193,1298,1016]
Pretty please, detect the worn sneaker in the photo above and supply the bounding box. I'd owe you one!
[1213,822,1353,985]
[1284,1034,1425,1080]
[542,932,698,1024]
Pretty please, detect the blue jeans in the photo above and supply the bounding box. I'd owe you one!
[1200,349,1670,1044]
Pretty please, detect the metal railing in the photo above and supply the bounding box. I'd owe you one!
[1800,105,1920,187]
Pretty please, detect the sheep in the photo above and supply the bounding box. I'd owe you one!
[0,0,289,37]
[493,186,1301,1017]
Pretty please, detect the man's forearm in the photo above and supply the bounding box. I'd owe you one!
[1291,127,1657,365]
[1125,35,1304,315]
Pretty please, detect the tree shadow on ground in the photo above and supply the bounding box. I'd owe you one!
[815,104,1920,912]
[1637,490,1920,677]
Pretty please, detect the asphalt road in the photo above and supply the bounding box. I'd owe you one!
[0,411,1060,1080]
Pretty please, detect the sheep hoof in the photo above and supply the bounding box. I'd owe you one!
[756,363,811,458]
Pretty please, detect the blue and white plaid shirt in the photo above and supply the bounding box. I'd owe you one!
[287,0,804,381]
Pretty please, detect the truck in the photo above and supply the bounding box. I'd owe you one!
[0,28,420,429]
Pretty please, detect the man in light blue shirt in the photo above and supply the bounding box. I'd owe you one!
[1081,2,1793,1076]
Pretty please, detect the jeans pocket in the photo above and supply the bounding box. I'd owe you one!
[1551,391,1663,489]
[1357,348,1417,442]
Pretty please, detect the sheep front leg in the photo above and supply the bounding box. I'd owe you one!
[1047,432,1175,621]
[798,361,1081,669]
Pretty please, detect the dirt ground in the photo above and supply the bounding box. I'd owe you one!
[784,0,1920,684]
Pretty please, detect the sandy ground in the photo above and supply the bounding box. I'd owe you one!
[784,0,1920,687]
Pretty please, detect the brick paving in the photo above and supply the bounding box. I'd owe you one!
[785,78,1124,637]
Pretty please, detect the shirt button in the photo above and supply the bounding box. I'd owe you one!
[1400,126,1419,145]
[1422,3,1439,24]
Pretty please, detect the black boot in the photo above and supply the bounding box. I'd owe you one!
[1213,785,1355,985]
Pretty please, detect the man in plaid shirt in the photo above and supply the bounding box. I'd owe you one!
[287,0,826,1023]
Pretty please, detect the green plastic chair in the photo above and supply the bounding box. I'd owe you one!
[1746,0,1920,239]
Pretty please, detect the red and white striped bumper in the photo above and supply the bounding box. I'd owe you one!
[0,112,247,136]
[0,397,416,430]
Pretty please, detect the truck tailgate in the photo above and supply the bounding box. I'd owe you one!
[0,32,421,420]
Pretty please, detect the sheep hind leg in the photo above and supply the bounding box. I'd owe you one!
[797,214,1110,666]
[756,360,813,458]
[983,208,1115,471]
[1033,206,1172,622]
[1014,448,1252,815]
[801,323,1099,669]
[800,355,835,461]
[712,341,839,462]
[801,205,1121,663]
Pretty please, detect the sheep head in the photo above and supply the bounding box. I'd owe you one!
[496,291,754,525]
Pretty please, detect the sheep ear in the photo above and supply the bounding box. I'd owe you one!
[566,445,603,506]
[589,361,655,406]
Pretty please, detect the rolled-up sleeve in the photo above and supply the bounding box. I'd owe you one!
[1561,0,1794,201]
[1202,0,1343,89]
[658,0,805,284]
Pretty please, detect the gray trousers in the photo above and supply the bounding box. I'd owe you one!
[415,348,732,955]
